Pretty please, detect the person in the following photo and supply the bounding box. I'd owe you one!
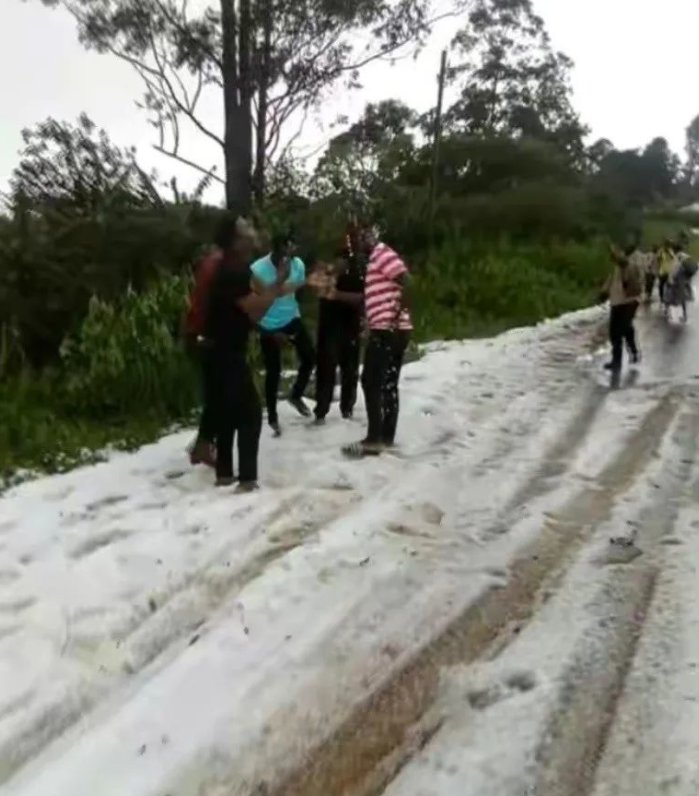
[251,234,316,436]
[182,244,223,468]
[664,243,697,323]
[203,216,288,491]
[602,244,643,373]
[314,225,365,424]
[343,225,412,458]
[657,239,675,309]
[644,245,659,303]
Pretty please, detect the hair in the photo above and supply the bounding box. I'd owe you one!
[214,213,242,251]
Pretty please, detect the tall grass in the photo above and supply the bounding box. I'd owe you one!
[411,238,609,340]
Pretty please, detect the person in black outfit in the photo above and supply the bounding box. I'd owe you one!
[314,242,365,424]
[203,216,288,490]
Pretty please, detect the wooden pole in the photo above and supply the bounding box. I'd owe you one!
[429,49,447,245]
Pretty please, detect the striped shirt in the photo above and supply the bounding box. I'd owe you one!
[365,243,412,331]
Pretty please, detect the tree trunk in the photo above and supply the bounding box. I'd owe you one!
[220,0,253,214]
[253,0,272,203]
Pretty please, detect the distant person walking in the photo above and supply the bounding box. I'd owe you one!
[602,244,643,373]
[251,234,315,436]
[644,245,659,303]
[203,217,288,491]
[314,226,365,424]
[657,240,675,308]
[664,243,697,323]
[343,225,412,458]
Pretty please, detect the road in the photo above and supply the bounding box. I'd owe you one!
[1,303,699,796]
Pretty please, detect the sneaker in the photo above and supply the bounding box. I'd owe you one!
[341,410,354,420]
[313,416,326,426]
[235,481,259,494]
[288,396,311,418]
[630,351,641,365]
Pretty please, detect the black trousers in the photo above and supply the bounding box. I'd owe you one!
[260,318,315,425]
[314,321,361,420]
[362,330,409,445]
[609,302,638,369]
[211,354,262,482]
[659,274,669,303]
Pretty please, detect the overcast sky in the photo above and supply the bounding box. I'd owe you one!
[1,0,697,204]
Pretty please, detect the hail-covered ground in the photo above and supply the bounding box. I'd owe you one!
[2,303,699,796]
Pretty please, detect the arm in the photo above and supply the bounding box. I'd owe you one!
[237,283,283,322]
[332,290,363,306]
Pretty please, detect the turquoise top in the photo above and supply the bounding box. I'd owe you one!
[250,255,305,331]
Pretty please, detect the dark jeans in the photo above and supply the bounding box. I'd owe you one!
[260,318,315,425]
[659,274,669,303]
[362,330,409,445]
[610,302,638,369]
[314,322,361,420]
[211,354,262,482]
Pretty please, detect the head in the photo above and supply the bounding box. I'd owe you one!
[356,221,380,255]
[215,215,258,266]
[270,232,297,265]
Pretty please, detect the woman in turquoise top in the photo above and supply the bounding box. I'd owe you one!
[251,234,316,436]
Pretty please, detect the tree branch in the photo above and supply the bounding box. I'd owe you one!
[153,145,225,184]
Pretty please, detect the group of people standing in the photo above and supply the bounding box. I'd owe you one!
[183,216,412,491]
[602,236,697,373]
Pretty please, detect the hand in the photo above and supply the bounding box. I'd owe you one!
[275,259,291,285]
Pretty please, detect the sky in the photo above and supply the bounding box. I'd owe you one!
[1,0,698,204]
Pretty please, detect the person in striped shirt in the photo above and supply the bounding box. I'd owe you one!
[343,225,412,458]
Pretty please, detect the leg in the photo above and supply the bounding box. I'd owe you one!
[196,347,216,443]
[623,303,638,359]
[287,319,316,401]
[190,347,217,466]
[236,368,263,485]
[314,323,339,420]
[260,333,282,426]
[338,330,361,418]
[381,332,409,446]
[361,332,388,445]
[608,305,624,371]
[213,364,235,482]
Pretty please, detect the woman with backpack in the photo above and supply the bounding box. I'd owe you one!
[664,243,697,323]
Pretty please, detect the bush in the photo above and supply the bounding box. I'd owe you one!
[59,273,196,418]
[410,238,609,340]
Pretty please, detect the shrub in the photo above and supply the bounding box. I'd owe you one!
[59,273,196,417]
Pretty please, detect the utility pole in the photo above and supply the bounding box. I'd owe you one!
[429,49,447,246]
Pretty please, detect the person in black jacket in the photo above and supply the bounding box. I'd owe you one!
[314,228,365,423]
[203,216,288,491]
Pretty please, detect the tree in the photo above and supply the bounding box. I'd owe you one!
[685,113,699,197]
[32,0,461,212]
[1,115,219,366]
[313,99,418,206]
[641,136,679,201]
[445,0,587,166]
[10,114,161,210]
